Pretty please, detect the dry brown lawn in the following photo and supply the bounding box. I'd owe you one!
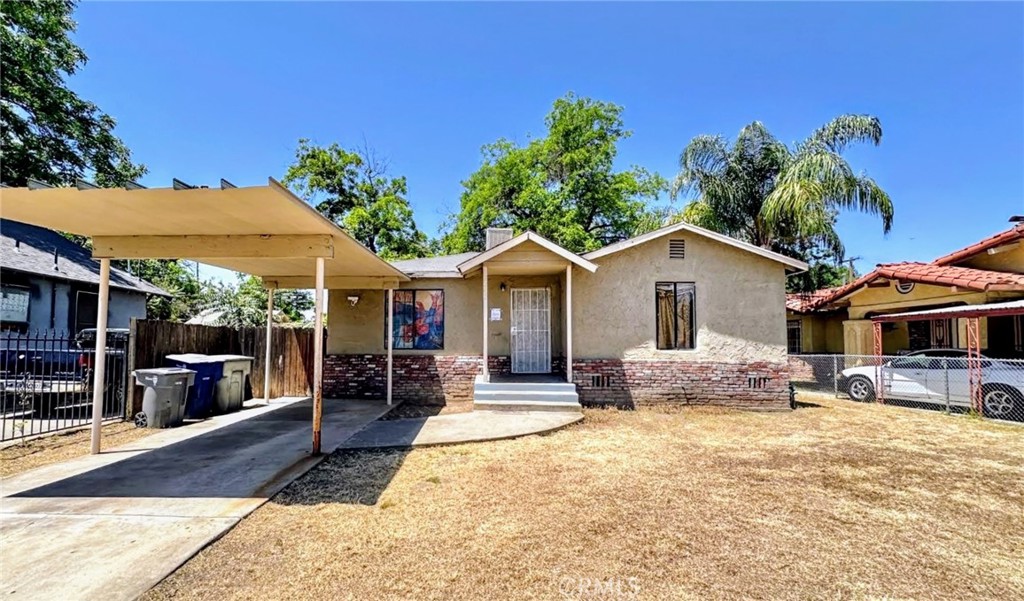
[146,394,1024,601]
[0,421,153,478]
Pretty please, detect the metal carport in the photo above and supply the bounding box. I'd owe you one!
[871,299,1024,410]
[0,178,409,454]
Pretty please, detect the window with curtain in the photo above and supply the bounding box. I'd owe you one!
[656,282,695,350]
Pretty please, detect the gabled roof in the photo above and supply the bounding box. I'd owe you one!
[456,231,598,275]
[932,223,1024,266]
[0,219,169,296]
[804,262,1024,310]
[583,220,808,272]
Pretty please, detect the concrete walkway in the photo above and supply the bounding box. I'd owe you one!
[0,397,390,601]
[341,410,584,449]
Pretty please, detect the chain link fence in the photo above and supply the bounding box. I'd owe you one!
[789,353,1024,423]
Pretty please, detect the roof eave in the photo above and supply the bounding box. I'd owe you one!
[583,221,808,272]
[456,231,598,275]
[0,265,170,297]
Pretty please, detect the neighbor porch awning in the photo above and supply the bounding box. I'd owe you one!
[871,299,1024,322]
[867,299,1024,410]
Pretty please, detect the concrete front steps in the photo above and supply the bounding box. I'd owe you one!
[473,375,582,413]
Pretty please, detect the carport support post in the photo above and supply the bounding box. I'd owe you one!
[312,257,325,455]
[387,288,394,405]
[872,320,884,404]
[482,265,489,382]
[565,264,572,384]
[966,317,982,414]
[263,287,274,404]
[90,258,111,455]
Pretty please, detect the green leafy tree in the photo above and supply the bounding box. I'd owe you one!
[1,0,145,187]
[122,259,212,321]
[283,140,428,259]
[210,275,314,329]
[670,116,893,292]
[443,93,667,254]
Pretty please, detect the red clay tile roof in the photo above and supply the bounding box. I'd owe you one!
[796,262,1024,312]
[786,288,840,313]
[932,223,1024,266]
[875,262,1024,290]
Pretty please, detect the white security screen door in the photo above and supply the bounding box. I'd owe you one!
[511,288,551,374]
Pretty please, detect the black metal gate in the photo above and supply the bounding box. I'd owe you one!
[0,330,128,442]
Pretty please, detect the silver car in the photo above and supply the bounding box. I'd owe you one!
[838,349,1024,420]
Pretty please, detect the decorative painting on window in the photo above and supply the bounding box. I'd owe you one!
[389,289,444,350]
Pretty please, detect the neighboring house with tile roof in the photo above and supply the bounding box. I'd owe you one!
[0,219,168,335]
[786,220,1024,357]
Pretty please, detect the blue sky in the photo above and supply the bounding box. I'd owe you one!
[70,1,1023,281]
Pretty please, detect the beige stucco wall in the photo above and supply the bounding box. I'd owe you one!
[839,284,1022,354]
[327,275,563,357]
[845,283,988,320]
[572,234,789,363]
[787,312,846,354]
[954,243,1023,273]
[327,232,790,363]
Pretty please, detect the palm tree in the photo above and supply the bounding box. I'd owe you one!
[669,115,893,262]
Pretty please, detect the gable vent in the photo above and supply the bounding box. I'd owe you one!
[669,239,686,259]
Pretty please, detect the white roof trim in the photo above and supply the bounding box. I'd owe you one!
[583,221,808,272]
[877,299,1024,320]
[457,231,599,274]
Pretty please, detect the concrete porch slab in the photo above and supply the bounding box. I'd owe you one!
[340,410,584,449]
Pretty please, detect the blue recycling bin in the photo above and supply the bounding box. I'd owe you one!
[164,353,224,419]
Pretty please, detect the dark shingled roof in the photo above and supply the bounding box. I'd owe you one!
[389,252,479,277]
[1,219,169,296]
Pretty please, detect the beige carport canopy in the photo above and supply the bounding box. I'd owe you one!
[0,178,409,455]
[0,178,408,289]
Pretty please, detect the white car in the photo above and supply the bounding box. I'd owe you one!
[838,349,1024,420]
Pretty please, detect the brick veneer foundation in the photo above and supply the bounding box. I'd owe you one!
[572,359,790,410]
[325,354,789,409]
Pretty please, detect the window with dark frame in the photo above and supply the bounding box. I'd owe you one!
[787,319,802,354]
[385,289,445,350]
[656,282,695,350]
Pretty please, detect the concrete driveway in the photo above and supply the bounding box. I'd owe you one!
[0,398,390,601]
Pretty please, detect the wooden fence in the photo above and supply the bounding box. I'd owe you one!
[126,319,320,416]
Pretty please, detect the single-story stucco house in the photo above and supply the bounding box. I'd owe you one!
[324,223,807,410]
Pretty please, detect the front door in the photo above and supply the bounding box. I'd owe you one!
[510,288,551,374]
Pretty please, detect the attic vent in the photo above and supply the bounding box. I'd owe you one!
[669,239,686,259]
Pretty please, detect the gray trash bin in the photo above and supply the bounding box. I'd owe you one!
[132,367,196,428]
[207,354,254,414]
